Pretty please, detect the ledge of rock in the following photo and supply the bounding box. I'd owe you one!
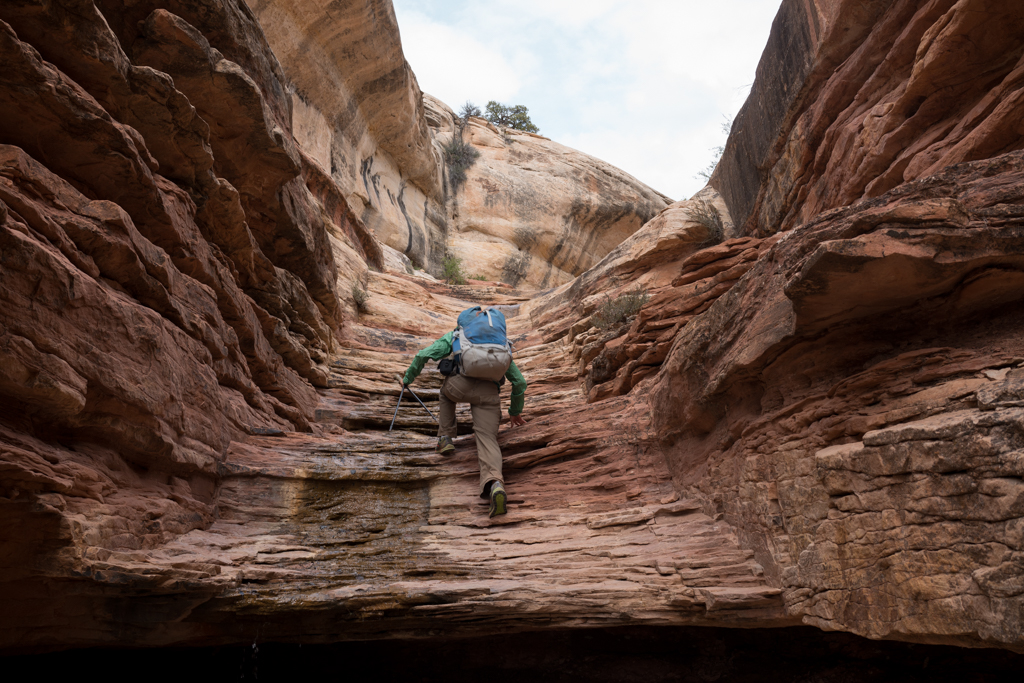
[1,0,1023,661]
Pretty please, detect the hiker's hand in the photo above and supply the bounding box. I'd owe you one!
[508,414,526,428]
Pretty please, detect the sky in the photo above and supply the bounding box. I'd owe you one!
[391,0,781,201]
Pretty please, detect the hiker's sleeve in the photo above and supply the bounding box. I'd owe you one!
[402,333,454,385]
[505,360,527,416]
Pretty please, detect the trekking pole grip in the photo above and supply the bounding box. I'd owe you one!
[395,373,406,387]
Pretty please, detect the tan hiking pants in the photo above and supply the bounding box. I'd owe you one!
[438,373,502,497]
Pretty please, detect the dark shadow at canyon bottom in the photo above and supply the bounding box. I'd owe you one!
[6,625,1021,681]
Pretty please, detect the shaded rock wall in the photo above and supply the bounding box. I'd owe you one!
[693,7,1024,650]
[716,0,1024,236]
[0,0,381,633]
[651,152,1024,649]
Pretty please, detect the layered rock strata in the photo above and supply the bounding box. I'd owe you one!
[652,152,1024,649]
[716,0,1024,236]
[0,0,372,628]
[1,253,790,651]
[2,0,1024,660]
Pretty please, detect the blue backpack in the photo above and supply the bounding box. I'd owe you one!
[452,307,513,381]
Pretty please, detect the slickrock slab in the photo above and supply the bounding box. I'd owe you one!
[444,114,671,288]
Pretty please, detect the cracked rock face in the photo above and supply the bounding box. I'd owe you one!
[717,0,1024,236]
[2,0,1024,659]
[648,152,1024,650]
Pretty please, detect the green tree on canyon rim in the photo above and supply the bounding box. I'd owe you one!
[485,101,540,133]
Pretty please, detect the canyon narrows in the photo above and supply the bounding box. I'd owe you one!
[2,0,1024,665]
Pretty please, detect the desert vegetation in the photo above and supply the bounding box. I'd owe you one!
[592,286,650,329]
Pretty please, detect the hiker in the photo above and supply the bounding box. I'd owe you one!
[402,306,527,517]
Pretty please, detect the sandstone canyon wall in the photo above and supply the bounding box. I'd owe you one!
[715,0,1024,236]
[245,0,448,271]
[1,0,1024,660]
[436,104,670,288]
[246,0,668,284]
[648,0,1024,650]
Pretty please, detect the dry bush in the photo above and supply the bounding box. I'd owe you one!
[458,101,481,121]
[592,286,650,330]
[442,137,480,192]
[691,199,724,246]
[352,283,369,311]
[442,253,467,285]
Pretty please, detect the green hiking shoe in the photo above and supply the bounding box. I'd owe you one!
[489,481,507,518]
[436,435,455,455]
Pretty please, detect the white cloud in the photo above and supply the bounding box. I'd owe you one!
[397,10,522,107]
[392,0,779,199]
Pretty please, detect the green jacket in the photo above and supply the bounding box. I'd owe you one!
[403,331,526,416]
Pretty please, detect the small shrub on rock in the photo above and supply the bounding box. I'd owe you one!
[352,283,369,311]
[442,253,467,285]
[458,101,482,120]
[443,136,480,192]
[592,286,650,330]
[691,199,724,246]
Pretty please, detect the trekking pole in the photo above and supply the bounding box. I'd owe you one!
[395,374,438,424]
[388,381,406,432]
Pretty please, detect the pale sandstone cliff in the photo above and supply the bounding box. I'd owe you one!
[428,98,671,288]
[246,0,449,272]
[1,0,1023,661]
[245,0,668,285]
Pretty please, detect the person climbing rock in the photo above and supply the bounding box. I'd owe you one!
[402,305,527,517]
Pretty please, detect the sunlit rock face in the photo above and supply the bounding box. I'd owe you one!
[243,2,669,287]
[1,0,1024,659]
[424,98,671,289]
[246,0,450,273]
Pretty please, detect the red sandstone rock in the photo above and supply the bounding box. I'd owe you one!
[716,0,1024,237]
[2,0,1024,660]
[649,151,1024,649]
